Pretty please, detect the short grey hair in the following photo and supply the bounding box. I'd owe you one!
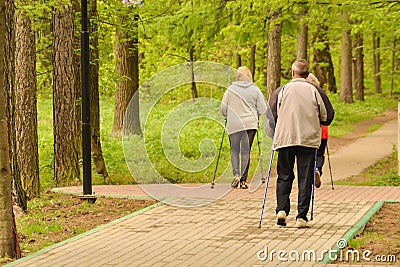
[292,59,310,77]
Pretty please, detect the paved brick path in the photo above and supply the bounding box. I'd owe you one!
[7,119,400,267]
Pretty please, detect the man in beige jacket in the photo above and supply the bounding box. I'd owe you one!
[269,59,334,228]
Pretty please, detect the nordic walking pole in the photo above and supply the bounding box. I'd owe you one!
[310,149,317,221]
[326,143,334,190]
[258,149,275,229]
[256,125,265,183]
[211,120,227,189]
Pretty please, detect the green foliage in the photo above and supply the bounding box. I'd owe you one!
[37,89,397,187]
[31,0,400,188]
[336,147,400,186]
[142,85,230,183]
[327,92,397,137]
[23,222,63,236]
[93,96,134,184]
[367,123,382,134]
[349,231,383,249]
[20,0,54,96]
[37,98,54,189]
[27,0,400,96]
[223,1,267,46]
[348,238,365,249]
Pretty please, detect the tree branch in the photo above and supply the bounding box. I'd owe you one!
[165,53,190,62]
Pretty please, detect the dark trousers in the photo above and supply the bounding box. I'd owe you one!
[276,146,316,221]
[229,129,257,182]
[316,139,327,174]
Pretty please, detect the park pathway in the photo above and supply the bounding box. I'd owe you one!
[6,118,400,267]
[322,119,397,181]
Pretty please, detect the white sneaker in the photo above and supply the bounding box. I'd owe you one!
[295,218,309,228]
[231,175,240,188]
[276,211,287,226]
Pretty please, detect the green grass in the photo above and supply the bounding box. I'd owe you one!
[37,86,399,188]
[142,85,227,183]
[23,222,63,235]
[347,238,365,249]
[37,96,135,187]
[37,98,54,189]
[335,148,400,186]
[326,92,397,138]
[367,123,383,134]
[346,230,384,252]
[13,192,156,258]
[15,194,76,253]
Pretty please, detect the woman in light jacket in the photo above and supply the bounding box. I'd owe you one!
[220,66,267,189]
[306,73,329,188]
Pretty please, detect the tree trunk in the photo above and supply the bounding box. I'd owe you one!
[0,0,21,258]
[89,0,108,180]
[340,12,353,103]
[113,14,142,137]
[250,44,256,79]
[373,32,382,94]
[189,46,198,100]
[296,9,308,60]
[390,38,396,96]
[266,13,282,98]
[15,0,40,200]
[53,3,81,186]
[35,1,52,91]
[352,49,356,97]
[312,24,337,93]
[262,41,268,92]
[3,0,25,211]
[0,122,19,259]
[354,31,364,101]
[236,52,241,69]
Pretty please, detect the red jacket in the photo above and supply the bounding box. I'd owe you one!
[321,125,328,139]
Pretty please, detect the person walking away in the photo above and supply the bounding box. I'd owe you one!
[220,66,267,189]
[269,59,334,228]
[306,73,333,188]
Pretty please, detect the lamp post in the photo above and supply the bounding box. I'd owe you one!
[80,0,96,203]
[80,0,143,203]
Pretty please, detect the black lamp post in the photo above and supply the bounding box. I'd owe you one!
[80,0,96,203]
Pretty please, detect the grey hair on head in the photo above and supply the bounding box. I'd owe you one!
[292,59,310,77]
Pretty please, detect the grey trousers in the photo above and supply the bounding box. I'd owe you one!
[229,129,257,182]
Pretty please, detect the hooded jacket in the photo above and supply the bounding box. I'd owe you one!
[220,81,267,135]
[271,78,328,150]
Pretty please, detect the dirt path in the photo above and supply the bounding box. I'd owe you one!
[322,111,397,181]
[328,108,397,153]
